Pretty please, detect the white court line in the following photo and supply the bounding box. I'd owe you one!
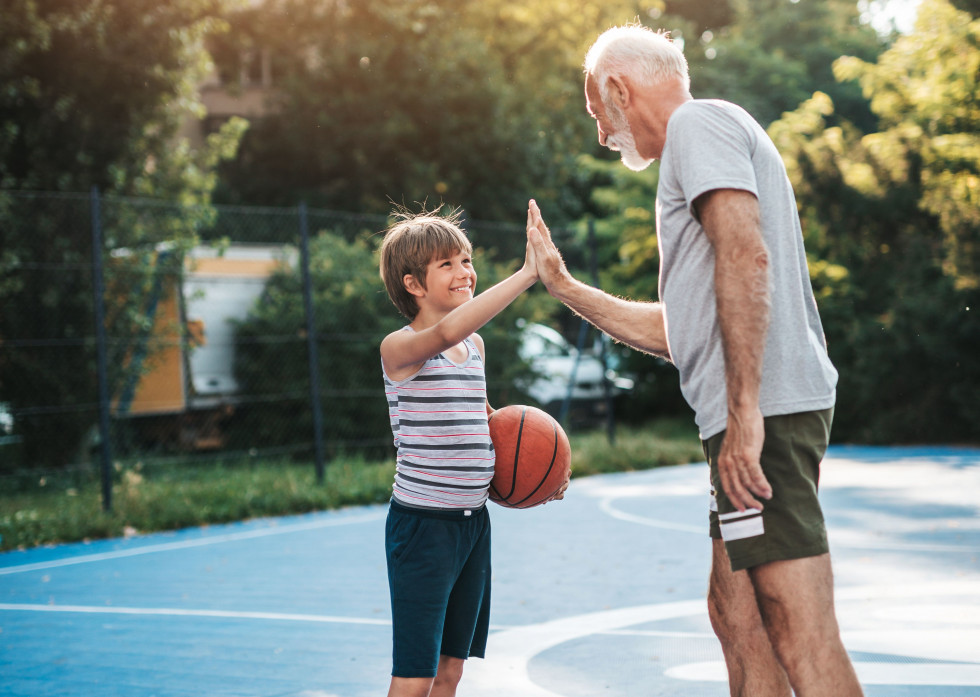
[597,497,702,534]
[0,602,391,626]
[667,660,980,686]
[601,628,715,639]
[465,599,707,697]
[0,509,385,576]
[464,580,980,696]
[599,495,974,553]
[0,602,530,632]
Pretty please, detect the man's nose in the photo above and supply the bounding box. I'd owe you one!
[597,123,608,147]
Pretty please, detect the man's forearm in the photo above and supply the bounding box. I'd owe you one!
[715,247,770,411]
[549,273,671,359]
[700,189,771,413]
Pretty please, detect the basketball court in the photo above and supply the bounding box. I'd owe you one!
[2,445,979,696]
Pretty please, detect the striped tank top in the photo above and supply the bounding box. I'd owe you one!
[383,332,495,509]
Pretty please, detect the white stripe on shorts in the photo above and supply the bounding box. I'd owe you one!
[718,509,765,542]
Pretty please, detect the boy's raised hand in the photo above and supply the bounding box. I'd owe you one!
[522,205,539,280]
[526,200,568,292]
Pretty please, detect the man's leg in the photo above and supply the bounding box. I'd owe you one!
[708,539,791,697]
[749,553,863,697]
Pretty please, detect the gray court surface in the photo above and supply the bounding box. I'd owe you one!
[2,445,979,697]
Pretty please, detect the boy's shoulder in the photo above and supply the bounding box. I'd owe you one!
[385,325,413,337]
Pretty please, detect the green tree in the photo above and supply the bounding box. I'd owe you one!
[663,0,736,33]
[769,0,980,442]
[688,0,885,128]
[210,0,658,222]
[0,0,246,469]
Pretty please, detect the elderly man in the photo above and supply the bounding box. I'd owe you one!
[526,24,863,697]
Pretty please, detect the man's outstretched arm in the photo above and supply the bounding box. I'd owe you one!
[526,200,670,360]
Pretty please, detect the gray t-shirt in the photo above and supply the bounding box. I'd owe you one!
[656,99,837,439]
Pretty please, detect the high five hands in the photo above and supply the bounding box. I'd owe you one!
[526,199,568,292]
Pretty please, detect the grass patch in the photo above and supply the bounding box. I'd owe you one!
[0,418,703,552]
[570,418,705,477]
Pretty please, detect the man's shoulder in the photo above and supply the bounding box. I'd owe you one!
[671,99,754,129]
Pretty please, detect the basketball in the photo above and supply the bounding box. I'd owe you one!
[488,405,571,508]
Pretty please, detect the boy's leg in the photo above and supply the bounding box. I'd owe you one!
[431,655,466,697]
[387,676,434,697]
[387,655,465,697]
[386,504,450,685]
[708,539,791,697]
[749,553,863,697]
[440,509,492,661]
[386,502,491,694]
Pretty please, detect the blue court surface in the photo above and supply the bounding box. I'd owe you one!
[2,445,979,697]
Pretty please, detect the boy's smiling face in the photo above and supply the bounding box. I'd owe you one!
[415,249,477,313]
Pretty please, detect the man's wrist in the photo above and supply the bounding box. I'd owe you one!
[548,271,581,304]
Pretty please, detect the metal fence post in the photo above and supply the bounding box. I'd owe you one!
[588,218,616,445]
[90,187,114,511]
[299,202,326,482]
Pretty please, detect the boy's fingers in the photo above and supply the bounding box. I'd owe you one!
[529,200,555,244]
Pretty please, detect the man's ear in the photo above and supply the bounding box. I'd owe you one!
[607,75,631,110]
[403,274,425,297]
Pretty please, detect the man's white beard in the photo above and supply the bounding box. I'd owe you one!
[606,105,653,172]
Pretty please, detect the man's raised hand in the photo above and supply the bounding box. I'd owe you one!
[526,199,568,292]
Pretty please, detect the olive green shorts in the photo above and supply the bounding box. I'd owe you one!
[703,408,833,572]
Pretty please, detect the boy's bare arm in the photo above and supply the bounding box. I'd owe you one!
[527,200,670,359]
[382,227,539,376]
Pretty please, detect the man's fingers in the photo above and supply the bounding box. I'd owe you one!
[722,472,763,512]
[720,458,771,512]
[748,470,773,500]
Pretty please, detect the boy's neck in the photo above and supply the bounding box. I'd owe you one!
[410,307,449,332]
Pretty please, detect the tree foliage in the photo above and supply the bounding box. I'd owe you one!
[0,0,246,468]
[210,0,659,221]
[769,0,980,442]
[687,0,884,128]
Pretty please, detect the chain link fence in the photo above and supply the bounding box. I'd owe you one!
[1,190,622,505]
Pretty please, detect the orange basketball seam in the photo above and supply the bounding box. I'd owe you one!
[510,421,559,508]
[499,407,526,500]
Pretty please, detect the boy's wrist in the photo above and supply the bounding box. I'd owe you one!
[519,264,537,285]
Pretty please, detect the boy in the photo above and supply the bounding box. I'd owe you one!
[378,208,553,697]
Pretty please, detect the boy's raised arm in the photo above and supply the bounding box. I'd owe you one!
[381,214,540,376]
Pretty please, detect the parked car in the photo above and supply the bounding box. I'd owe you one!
[515,322,634,420]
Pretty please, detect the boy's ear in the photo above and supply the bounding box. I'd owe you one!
[403,274,425,297]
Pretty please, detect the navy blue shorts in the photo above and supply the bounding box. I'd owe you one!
[386,498,492,678]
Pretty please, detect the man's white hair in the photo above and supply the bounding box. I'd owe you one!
[584,24,690,104]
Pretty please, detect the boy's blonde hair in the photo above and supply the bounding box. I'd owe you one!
[379,210,473,320]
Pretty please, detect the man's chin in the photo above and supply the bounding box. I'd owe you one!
[621,154,654,171]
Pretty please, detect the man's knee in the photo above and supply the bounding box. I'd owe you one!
[750,554,843,653]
